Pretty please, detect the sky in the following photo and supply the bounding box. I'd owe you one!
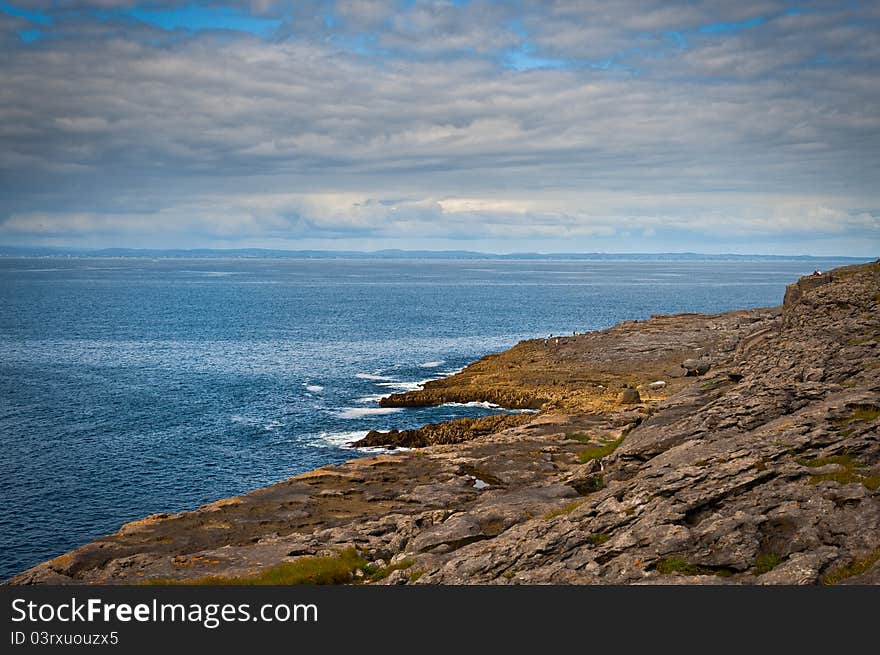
[0,1,878,255]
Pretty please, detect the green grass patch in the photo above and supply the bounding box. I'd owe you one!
[363,559,414,582]
[409,569,425,582]
[796,454,855,468]
[851,405,880,421]
[588,532,610,546]
[146,547,366,585]
[565,433,592,443]
[846,337,876,346]
[580,474,605,493]
[810,470,880,491]
[544,500,585,519]
[754,553,784,575]
[821,548,880,585]
[655,557,733,577]
[833,404,880,426]
[797,454,880,490]
[578,437,623,464]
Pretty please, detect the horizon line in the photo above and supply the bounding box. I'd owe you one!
[0,246,875,260]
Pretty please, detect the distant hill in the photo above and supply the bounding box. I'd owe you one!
[0,246,869,261]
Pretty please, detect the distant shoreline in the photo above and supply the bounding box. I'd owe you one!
[0,248,871,261]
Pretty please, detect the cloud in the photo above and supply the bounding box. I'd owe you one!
[4,192,875,251]
[0,1,878,255]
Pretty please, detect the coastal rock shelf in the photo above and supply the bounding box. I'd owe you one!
[8,261,880,585]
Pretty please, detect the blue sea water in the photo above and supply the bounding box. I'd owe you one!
[0,256,858,580]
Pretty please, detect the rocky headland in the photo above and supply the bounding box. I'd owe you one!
[8,261,880,585]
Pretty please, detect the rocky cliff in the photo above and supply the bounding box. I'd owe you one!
[8,261,879,585]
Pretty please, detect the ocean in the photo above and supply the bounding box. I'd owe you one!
[0,255,858,580]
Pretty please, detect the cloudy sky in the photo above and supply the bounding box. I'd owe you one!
[1,1,878,255]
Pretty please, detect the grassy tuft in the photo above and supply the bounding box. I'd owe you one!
[363,559,414,582]
[797,454,880,490]
[851,405,880,421]
[544,500,585,519]
[579,474,605,493]
[833,404,880,426]
[146,547,366,585]
[754,553,784,575]
[796,454,855,468]
[846,337,876,346]
[565,433,592,443]
[588,532,610,546]
[821,548,880,585]
[655,557,733,577]
[578,437,623,464]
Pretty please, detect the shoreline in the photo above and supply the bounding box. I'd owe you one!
[7,260,880,585]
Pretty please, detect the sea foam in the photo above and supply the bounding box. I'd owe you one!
[310,430,406,454]
[376,380,431,392]
[355,394,388,404]
[441,401,501,410]
[336,407,403,419]
[355,373,395,381]
[312,430,368,447]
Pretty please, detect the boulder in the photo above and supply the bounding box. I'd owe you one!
[682,358,711,376]
[619,388,641,404]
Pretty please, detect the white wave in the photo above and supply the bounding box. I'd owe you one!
[355,394,387,404]
[304,384,324,393]
[376,380,427,392]
[440,401,539,414]
[442,401,501,410]
[353,445,410,454]
[181,270,242,276]
[308,430,409,454]
[230,415,284,430]
[419,360,444,368]
[355,373,395,381]
[336,407,403,419]
[439,366,465,377]
[312,430,369,447]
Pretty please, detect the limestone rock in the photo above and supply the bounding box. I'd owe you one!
[681,358,711,376]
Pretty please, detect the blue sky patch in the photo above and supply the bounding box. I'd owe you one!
[17,28,42,43]
[504,44,568,71]
[697,16,764,34]
[124,4,283,37]
[0,1,52,25]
